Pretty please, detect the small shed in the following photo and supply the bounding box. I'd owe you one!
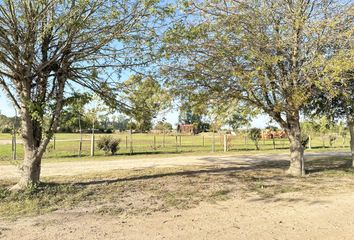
[177,124,195,135]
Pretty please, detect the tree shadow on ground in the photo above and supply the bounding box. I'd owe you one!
[66,155,353,187]
[72,159,291,187]
[305,156,352,174]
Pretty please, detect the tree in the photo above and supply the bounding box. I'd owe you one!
[154,121,173,131]
[111,115,130,132]
[60,93,92,133]
[123,75,170,132]
[227,113,251,132]
[178,103,202,125]
[162,0,351,176]
[0,0,169,190]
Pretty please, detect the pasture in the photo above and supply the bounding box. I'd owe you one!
[0,132,350,164]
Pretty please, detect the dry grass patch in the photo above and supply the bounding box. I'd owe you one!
[1,155,354,219]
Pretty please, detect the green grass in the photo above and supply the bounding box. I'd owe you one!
[0,132,350,165]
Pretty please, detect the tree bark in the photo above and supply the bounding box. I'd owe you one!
[10,109,47,190]
[349,121,354,167]
[285,113,305,176]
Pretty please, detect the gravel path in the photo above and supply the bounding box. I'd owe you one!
[0,151,349,180]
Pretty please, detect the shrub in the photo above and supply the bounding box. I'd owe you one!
[105,128,113,134]
[97,136,121,155]
[249,128,261,150]
[1,127,12,133]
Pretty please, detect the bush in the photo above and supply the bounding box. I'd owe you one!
[249,128,261,150]
[105,128,113,134]
[97,136,121,155]
[1,127,12,133]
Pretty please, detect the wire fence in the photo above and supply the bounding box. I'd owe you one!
[0,132,351,162]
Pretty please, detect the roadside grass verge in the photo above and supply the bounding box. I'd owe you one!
[1,155,354,219]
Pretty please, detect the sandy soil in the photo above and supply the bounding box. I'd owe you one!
[1,151,353,240]
[1,191,354,240]
[0,151,349,180]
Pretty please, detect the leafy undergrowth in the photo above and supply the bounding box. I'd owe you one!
[1,155,354,219]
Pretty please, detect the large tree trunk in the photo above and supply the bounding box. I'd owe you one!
[285,113,305,176]
[349,121,354,167]
[10,109,48,190]
[15,148,44,189]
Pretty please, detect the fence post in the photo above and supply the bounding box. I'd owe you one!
[223,134,227,152]
[175,135,178,152]
[125,136,128,149]
[163,131,166,148]
[130,131,133,155]
[12,130,16,161]
[79,131,83,157]
[179,135,182,147]
[308,135,312,149]
[53,134,56,150]
[212,132,215,152]
[90,134,95,157]
[272,137,276,149]
[154,135,156,150]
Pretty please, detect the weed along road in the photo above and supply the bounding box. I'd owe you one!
[0,151,350,180]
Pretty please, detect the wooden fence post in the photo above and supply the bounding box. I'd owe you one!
[308,135,312,150]
[223,134,227,152]
[212,132,215,152]
[272,137,276,149]
[163,131,166,148]
[130,131,133,155]
[90,134,95,157]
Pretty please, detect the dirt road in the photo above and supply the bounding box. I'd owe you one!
[0,151,349,179]
[1,190,354,240]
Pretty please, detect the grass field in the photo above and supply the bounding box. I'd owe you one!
[0,132,351,164]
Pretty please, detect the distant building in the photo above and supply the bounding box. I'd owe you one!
[261,129,287,139]
[177,124,196,135]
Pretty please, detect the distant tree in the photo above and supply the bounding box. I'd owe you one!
[265,126,279,131]
[178,102,211,133]
[154,121,173,131]
[0,114,12,133]
[178,103,202,125]
[124,75,170,132]
[227,113,250,132]
[112,115,130,132]
[60,93,92,133]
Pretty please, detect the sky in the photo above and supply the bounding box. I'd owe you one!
[0,91,271,129]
